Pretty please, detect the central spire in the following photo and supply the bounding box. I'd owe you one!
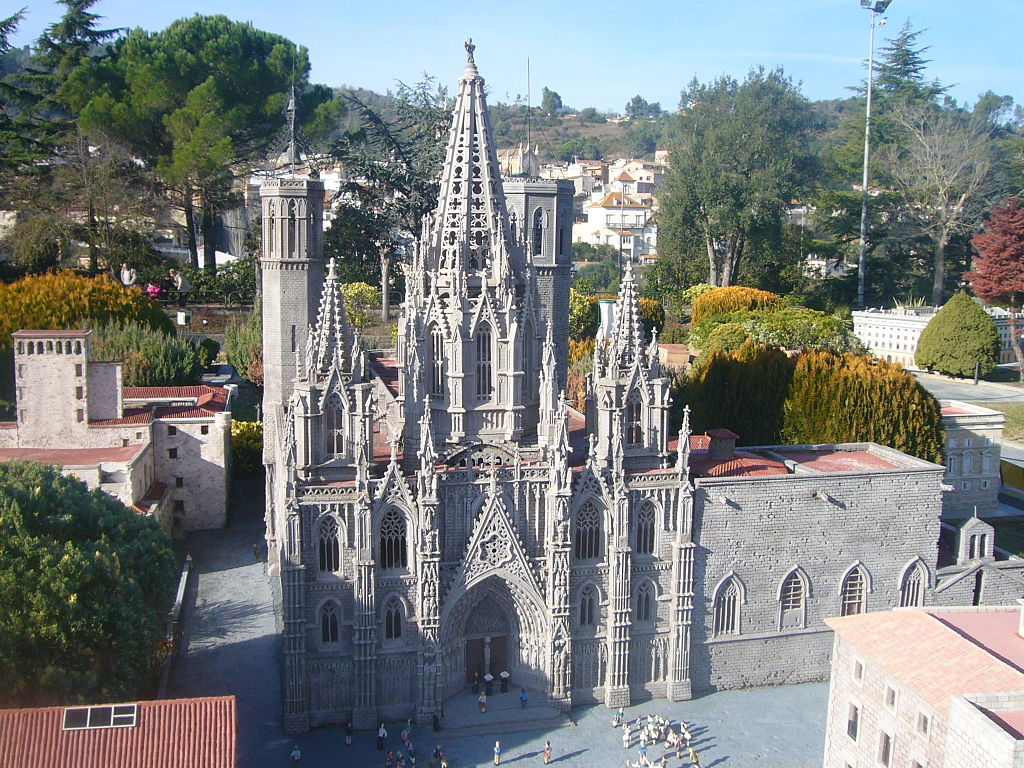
[422,42,524,292]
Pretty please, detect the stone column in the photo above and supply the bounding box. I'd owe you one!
[282,505,310,734]
[352,557,378,729]
[604,543,632,707]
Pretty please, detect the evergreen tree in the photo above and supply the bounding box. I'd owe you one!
[915,291,1000,377]
[540,87,563,116]
[0,462,177,706]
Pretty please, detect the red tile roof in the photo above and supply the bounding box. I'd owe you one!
[984,709,1024,740]
[0,444,144,466]
[827,609,1024,715]
[0,695,236,768]
[123,386,230,418]
[777,449,900,472]
[89,408,153,427]
[690,451,790,478]
[706,428,738,439]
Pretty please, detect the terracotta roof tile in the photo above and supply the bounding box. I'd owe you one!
[0,695,236,768]
[778,449,900,472]
[89,409,153,427]
[0,444,144,465]
[827,609,1024,714]
[690,451,790,478]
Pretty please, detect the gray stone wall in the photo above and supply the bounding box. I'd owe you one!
[152,412,231,531]
[690,465,944,692]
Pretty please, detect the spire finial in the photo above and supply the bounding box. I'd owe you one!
[327,257,337,282]
[463,38,479,77]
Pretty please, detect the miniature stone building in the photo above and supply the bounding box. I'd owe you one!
[0,329,232,533]
[260,43,1020,735]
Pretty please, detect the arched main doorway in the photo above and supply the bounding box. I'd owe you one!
[438,575,548,700]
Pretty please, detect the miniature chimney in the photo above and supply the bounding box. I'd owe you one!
[706,428,738,460]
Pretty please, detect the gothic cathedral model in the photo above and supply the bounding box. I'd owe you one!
[262,44,998,735]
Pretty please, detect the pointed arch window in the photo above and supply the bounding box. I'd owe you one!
[476,325,493,399]
[320,602,339,644]
[713,578,740,635]
[840,566,867,616]
[636,504,655,555]
[899,563,926,608]
[532,208,544,256]
[635,582,654,623]
[522,323,535,400]
[429,325,445,396]
[780,570,806,629]
[324,392,344,457]
[625,391,643,447]
[379,509,407,570]
[287,199,298,257]
[318,517,340,572]
[384,598,403,640]
[574,503,601,561]
[579,586,597,628]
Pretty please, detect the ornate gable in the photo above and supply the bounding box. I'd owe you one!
[455,484,539,595]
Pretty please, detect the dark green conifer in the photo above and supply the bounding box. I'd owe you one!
[915,291,1000,377]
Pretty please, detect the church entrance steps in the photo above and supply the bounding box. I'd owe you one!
[439,687,575,737]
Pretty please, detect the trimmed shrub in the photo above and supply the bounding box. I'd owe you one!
[0,272,172,351]
[85,321,203,387]
[681,283,716,306]
[691,286,784,325]
[685,345,944,463]
[915,291,1000,377]
[702,322,750,354]
[231,421,263,475]
[688,307,862,354]
[659,322,689,344]
[224,313,263,387]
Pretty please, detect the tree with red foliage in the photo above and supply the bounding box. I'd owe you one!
[965,197,1024,369]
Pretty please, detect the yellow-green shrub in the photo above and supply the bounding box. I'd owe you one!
[231,421,264,475]
[691,286,784,325]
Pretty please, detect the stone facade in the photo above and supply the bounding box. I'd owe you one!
[261,44,1011,736]
[0,330,232,533]
[941,400,1004,518]
[824,606,1024,768]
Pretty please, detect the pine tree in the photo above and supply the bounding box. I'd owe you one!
[915,291,1000,377]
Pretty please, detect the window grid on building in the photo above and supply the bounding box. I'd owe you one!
[476,326,493,398]
[384,600,403,640]
[840,568,866,616]
[780,571,805,628]
[574,504,601,560]
[636,582,653,622]
[636,505,655,555]
[319,517,340,572]
[320,602,339,643]
[379,509,407,569]
[713,579,740,635]
[900,564,925,608]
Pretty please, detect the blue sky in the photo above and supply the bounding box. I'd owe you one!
[10,0,1022,113]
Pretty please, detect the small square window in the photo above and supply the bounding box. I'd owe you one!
[75,364,83,377]
[846,704,859,741]
[122,439,129,448]
[175,477,184,488]
[961,481,970,490]
[917,712,930,735]
[168,448,177,459]
[885,685,897,709]
[76,408,84,423]
[75,386,83,400]
[135,432,142,440]
[201,424,209,435]
[168,425,177,436]
[878,732,892,767]
[854,660,864,681]
[982,480,990,489]
[174,500,184,513]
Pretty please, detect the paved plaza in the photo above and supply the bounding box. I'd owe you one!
[169,481,829,767]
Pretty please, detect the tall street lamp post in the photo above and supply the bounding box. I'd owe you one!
[856,0,891,309]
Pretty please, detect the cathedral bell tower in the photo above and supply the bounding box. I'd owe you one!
[398,40,543,453]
